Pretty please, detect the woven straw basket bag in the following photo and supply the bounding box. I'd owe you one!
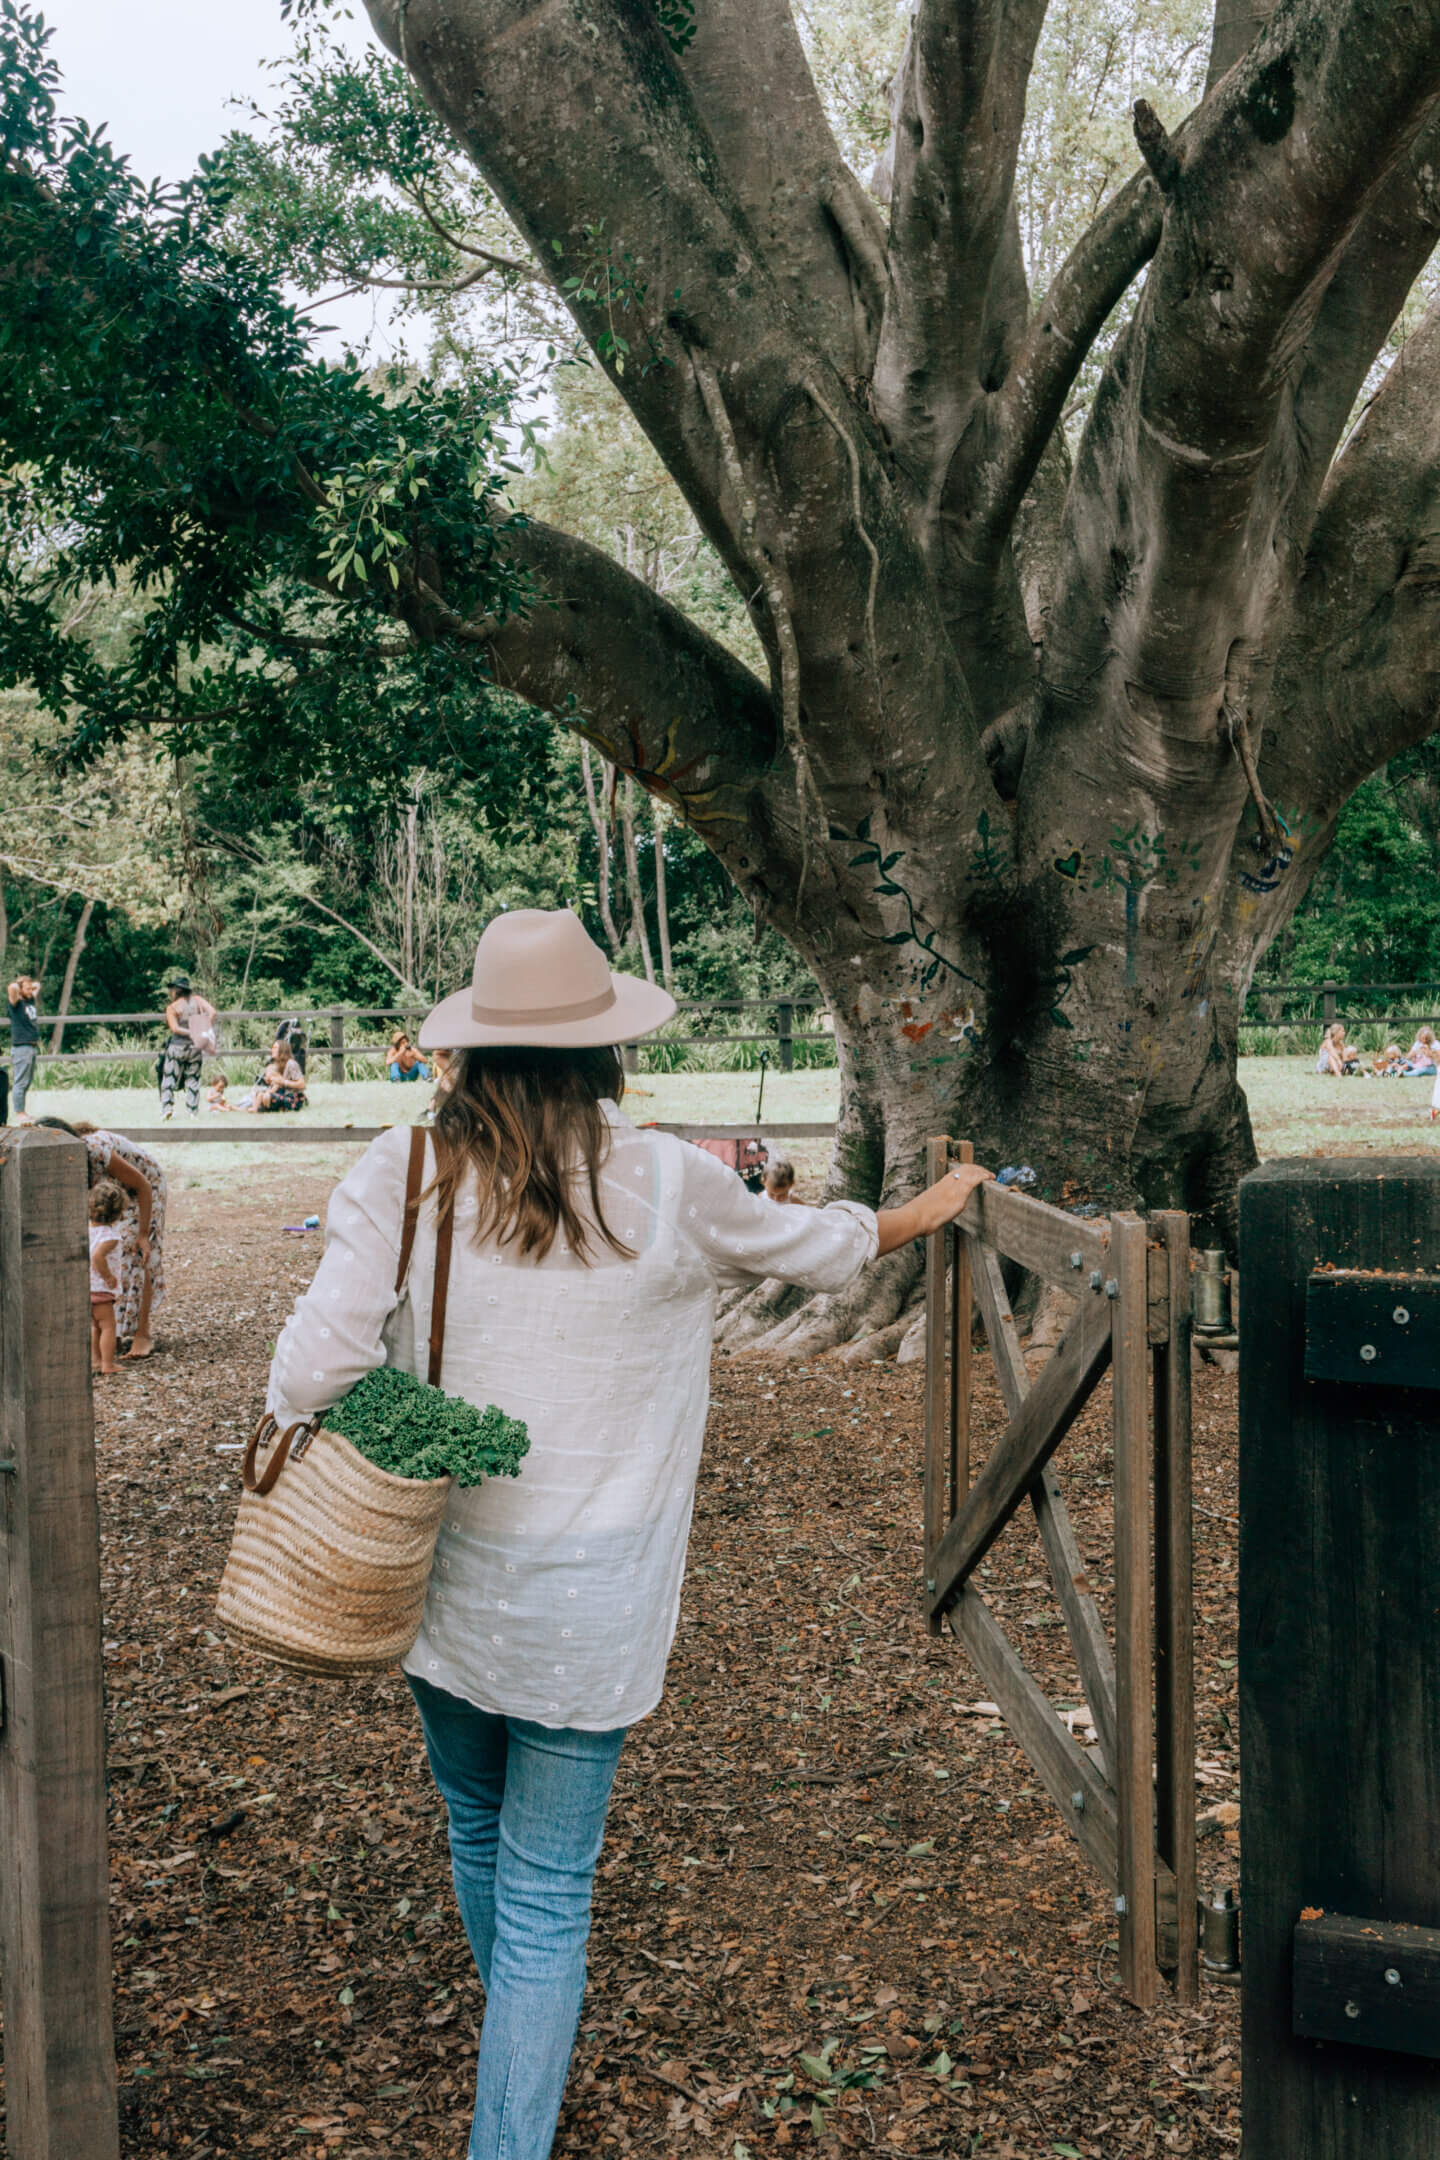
[217,1129,456,1678]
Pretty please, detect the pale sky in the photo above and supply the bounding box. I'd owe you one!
[46,0,399,353]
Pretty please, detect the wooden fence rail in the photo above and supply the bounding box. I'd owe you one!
[922,1141,1197,2008]
[0,1129,119,2159]
[9,995,836,1080]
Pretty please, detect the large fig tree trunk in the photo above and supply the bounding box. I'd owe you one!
[362,0,1440,1344]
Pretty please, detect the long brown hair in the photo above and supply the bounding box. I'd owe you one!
[427,1045,630,1262]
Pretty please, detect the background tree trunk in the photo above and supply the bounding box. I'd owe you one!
[652,799,674,994]
[620,774,656,985]
[580,745,623,958]
[49,896,93,1055]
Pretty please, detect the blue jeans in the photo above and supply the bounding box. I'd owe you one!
[10,1044,35,1113]
[409,1675,625,2160]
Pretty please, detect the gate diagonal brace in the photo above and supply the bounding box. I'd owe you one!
[966,1239,1120,1773]
[925,1289,1113,1621]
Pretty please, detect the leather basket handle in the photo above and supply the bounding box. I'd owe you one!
[428,1194,455,1387]
[395,1125,427,1292]
[243,1413,315,1497]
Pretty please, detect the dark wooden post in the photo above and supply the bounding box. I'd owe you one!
[1321,979,1338,1029]
[1152,1210,1197,2002]
[776,996,794,1073]
[329,1008,345,1085]
[922,1135,950,1634]
[1239,1158,1440,2157]
[948,1140,973,1521]
[0,1129,119,2160]
[1110,1211,1158,2006]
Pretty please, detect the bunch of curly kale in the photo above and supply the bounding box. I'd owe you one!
[325,1368,529,1486]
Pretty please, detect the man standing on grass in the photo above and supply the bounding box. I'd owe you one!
[160,972,217,1119]
[7,970,40,1121]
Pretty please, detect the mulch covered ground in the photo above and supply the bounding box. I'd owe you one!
[3,1170,1243,2156]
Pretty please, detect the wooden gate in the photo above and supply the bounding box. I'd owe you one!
[921,1138,1197,2007]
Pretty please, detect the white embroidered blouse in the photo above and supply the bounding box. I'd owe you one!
[266,1104,877,1729]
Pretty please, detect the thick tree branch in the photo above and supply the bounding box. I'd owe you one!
[1205,0,1277,91]
[1269,118,1440,573]
[965,167,1163,557]
[1035,0,1440,741]
[1266,299,1440,821]
[932,165,1164,727]
[482,520,780,876]
[363,0,994,852]
[673,0,887,381]
[870,0,1050,490]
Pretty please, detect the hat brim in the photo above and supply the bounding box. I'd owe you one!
[417,971,677,1051]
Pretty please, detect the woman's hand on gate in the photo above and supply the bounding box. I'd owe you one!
[875,1163,994,1256]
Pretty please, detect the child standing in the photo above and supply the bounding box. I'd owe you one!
[89,1179,125,1375]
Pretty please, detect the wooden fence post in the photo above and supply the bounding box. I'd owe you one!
[1110,1211,1158,2006]
[776,997,794,1073]
[922,1135,950,1633]
[1239,1157,1440,2157]
[948,1140,973,1521]
[1152,1210,1197,2002]
[1321,979,1338,1029]
[329,1009,345,1085]
[0,1129,119,2160]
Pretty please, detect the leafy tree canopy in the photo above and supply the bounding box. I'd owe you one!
[0,0,551,827]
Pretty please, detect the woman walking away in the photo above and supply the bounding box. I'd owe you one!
[161,973,218,1119]
[36,1118,167,1358]
[265,909,992,2160]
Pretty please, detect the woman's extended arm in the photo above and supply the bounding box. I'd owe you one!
[106,1151,153,1243]
[874,1162,994,1256]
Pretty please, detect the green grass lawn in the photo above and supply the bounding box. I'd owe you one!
[21,1065,838,1133]
[1239,1056,1438,1158]
[21,1057,1436,1189]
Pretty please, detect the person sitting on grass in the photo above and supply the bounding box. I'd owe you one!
[388,1028,431,1082]
[763,1159,798,1204]
[1371,1043,1404,1076]
[88,1178,125,1375]
[1401,1026,1439,1075]
[254,1052,308,1113]
[1316,1022,1363,1076]
[206,1071,235,1112]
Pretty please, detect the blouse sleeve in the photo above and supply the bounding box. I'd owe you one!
[677,1144,878,1292]
[266,1126,414,1427]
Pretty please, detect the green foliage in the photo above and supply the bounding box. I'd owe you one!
[652,0,699,54]
[1263,761,1440,984]
[0,2,543,816]
[222,30,507,301]
[325,1366,530,1486]
[556,222,668,377]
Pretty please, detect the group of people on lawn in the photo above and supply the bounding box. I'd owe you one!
[3,969,448,1129]
[1316,1020,1439,1077]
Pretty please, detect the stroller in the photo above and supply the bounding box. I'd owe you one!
[689,1135,769,1193]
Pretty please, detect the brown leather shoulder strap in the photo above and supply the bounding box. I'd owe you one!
[395,1126,427,1294]
[428,1189,455,1387]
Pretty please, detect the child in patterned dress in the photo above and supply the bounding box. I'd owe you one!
[89,1179,124,1374]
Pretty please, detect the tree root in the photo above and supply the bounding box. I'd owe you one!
[713,1248,921,1358]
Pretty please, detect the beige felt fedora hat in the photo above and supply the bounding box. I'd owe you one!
[417,909,676,1050]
